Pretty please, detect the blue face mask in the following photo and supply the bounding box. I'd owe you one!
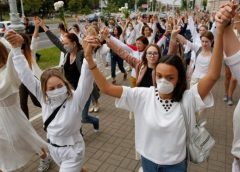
[64,44,75,53]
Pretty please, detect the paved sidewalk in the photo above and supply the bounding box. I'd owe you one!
[14,73,239,172]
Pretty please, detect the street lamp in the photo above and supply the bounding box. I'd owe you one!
[8,0,25,32]
[20,0,25,18]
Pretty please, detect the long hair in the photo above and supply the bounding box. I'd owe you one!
[0,42,8,67]
[40,68,73,102]
[157,55,187,102]
[141,44,162,66]
[19,33,32,69]
[64,33,82,51]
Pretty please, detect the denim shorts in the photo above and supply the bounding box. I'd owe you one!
[141,156,187,172]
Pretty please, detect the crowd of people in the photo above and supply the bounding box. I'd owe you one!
[0,2,240,172]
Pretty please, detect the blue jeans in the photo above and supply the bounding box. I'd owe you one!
[111,53,126,78]
[141,156,187,172]
[81,96,99,130]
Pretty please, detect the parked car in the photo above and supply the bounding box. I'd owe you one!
[0,21,11,37]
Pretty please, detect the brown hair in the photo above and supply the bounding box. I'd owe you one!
[199,24,208,31]
[200,31,214,42]
[141,25,153,35]
[141,44,162,65]
[19,33,32,68]
[0,41,8,67]
[40,68,73,101]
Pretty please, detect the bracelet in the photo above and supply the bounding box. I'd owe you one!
[89,64,97,70]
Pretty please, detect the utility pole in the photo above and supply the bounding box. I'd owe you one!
[20,0,25,18]
[8,0,25,32]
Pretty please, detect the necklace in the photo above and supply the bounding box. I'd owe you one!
[155,89,174,112]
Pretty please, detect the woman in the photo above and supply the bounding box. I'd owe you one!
[101,28,177,87]
[177,30,214,86]
[141,24,157,44]
[216,2,240,171]
[110,25,127,84]
[5,30,94,172]
[0,41,48,172]
[83,11,228,171]
[122,21,136,46]
[39,18,83,90]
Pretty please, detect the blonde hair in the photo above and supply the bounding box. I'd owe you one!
[40,68,73,101]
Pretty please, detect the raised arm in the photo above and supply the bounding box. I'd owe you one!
[5,32,43,102]
[39,18,66,53]
[197,3,236,99]
[83,36,123,98]
[101,28,141,68]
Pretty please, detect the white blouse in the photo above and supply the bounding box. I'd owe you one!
[225,50,240,158]
[11,48,94,146]
[115,84,213,165]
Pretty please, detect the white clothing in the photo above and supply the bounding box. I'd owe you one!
[11,48,94,169]
[131,51,143,78]
[0,54,47,171]
[124,29,136,45]
[192,53,211,79]
[225,51,240,159]
[48,141,85,172]
[115,84,213,165]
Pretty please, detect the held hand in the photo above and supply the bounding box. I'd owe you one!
[83,36,101,59]
[171,25,181,37]
[100,27,110,40]
[33,16,41,27]
[4,31,24,48]
[38,17,45,28]
[215,2,237,29]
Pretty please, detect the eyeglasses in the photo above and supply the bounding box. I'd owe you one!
[146,51,158,56]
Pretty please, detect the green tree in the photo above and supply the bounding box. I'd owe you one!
[22,0,43,14]
[68,0,83,14]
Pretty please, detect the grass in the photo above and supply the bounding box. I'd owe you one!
[37,47,60,70]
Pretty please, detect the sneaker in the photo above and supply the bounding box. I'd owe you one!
[223,95,228,102]
[89,106,94,113]
[94,106,99,112]
[38,155,51,172]
[227,99,233,106]
[138,167,143,172]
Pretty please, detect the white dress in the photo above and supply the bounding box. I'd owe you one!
[0,54,47,172]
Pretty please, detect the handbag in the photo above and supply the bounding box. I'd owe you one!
[180,102,215,164]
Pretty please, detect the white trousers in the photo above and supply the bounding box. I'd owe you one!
[48,141,85,172]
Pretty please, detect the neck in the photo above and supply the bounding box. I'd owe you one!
[159,93,173,100]
[70,48,78,56]
[148,63,155,69]
[202,47,211,52]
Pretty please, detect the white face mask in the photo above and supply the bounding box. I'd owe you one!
[156,78,174,94]
[47,86,68,107]
[64,44,75,53]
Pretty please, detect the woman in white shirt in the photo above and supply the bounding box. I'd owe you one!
[217,3,240,171]
[82,15,228,171]
[5,31,94,172]
[177,31,214,86]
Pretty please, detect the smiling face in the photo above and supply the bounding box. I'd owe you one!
[143,27,151,37]
[201,36,212,49]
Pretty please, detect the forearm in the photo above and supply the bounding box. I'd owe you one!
[11,48,42,101]
[87,57,122,98]
[223,25,240,57]
[45,30,66,53]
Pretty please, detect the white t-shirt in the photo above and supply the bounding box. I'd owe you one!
[192,53,212,79]
[115,84,213,165]
[225,50,240,158]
